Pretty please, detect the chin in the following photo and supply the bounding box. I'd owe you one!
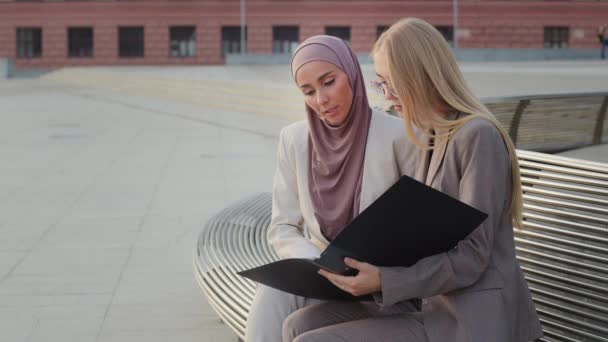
[332,118,349,126]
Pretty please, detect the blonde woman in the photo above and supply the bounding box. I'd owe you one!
[282,19,543,342]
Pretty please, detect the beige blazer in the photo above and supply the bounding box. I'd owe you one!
[268,111,417,260]
[374,115,543,342]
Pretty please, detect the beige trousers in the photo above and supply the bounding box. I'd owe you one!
[282,300,427,342]
[244,285,324,342]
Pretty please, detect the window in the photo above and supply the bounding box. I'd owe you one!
[16,27,42,58]
[436,26,454,45]
[170,26,196,57]
[377,26,389,40]
[221,26,247,56]
[118,26,144,58]
[325,26,350,44]
[544,26,569,49]
[273,26,299,54]
[68,27,93,58]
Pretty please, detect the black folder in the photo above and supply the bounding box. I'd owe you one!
[238,175,488,301]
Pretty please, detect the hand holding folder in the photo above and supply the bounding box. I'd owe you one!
[238,175,488,301]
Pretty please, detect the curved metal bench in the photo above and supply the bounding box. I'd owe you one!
[193,193,277,339]
[194,151,608,342]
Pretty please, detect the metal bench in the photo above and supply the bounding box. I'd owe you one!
[194,151,608,342]
[483,92,608,153]
[516,150,608,341]
[193,193,276,338]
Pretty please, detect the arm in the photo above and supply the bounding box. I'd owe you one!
[267,128,323,260]
[375,122,511,308]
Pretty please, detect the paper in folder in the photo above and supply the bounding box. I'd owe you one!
[238,175,488,301]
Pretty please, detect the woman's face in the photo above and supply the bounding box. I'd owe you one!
[373,50,404,115]
[296,61,353,126]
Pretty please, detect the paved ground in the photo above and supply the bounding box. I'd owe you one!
[0,60,607,342]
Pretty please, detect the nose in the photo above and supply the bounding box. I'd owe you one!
[316,90,329,106]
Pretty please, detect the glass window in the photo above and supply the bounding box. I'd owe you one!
[170,26,196,57]
[16,27,42,59]
[221,26,247,56]
[377,25,389,40]
[544,26,569,49]
[436,26,454,45]
[68,27,93,58]
[273,26,299,54]
[118,26,144,58]
[325,26,351,44]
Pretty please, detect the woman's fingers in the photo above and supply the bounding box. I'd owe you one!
[318,263,380,296]
[319,269,348,285]
[344,257,368,271]
[318,269,353,292]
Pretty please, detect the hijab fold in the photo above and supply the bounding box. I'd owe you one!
[291,35,372,241]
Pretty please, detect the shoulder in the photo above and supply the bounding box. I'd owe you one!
[450,117,509,162]
[370,110,406,138]
[451,117,503,146]
[279,120,308,148]
[371,110,404,128]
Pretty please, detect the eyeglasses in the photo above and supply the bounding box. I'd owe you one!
[370,79,397,98]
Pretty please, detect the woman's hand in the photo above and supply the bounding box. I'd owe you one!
[318,258,382,296]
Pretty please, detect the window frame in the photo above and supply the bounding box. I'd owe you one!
[16,27,42,59]
[169,26,197,58]
[221,26,248,57]
[272,26,299,54]
[325,26,351,44]
[118,26,145,58]
[67,27,94,58]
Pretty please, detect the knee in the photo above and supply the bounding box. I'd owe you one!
[260,285,299,303]
[246,286,298,342]
[282,309,311,342]
[250,285,297,316]
[282,307,340,342]
[282,310,300,342]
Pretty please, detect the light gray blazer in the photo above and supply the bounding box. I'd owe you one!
[374,116,543,342]
[268,111,417,260]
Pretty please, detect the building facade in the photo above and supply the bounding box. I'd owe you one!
[0,0,607,70]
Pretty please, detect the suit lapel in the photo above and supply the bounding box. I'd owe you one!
[414,136,432,183]
[425,133,449,185]
[425,112,461,185]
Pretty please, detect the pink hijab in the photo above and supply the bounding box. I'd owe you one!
[291,35,371,241]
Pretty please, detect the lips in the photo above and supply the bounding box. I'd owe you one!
[323,106,339,115]
[393,105,402,112]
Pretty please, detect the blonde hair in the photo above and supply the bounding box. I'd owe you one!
[372,18,523,229]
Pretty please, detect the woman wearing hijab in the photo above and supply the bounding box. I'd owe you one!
[243,35,418,342]
[282,19,542,342]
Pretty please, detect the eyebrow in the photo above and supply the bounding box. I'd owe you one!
[299,71,334,89]
[375,73,386,80]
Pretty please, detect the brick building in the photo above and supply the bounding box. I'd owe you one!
[0,0,607,70]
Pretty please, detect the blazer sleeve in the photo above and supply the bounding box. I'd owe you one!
[267,127,323,260]
[374,122,511,308]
